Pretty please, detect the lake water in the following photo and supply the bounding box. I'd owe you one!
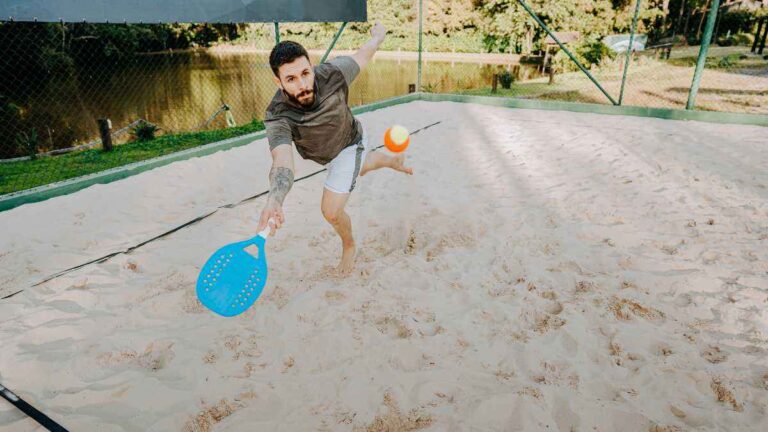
[21,50,542,152]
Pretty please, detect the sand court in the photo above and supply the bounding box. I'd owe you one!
[1,101,767,431]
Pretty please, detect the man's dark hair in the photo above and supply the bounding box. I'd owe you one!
[269,41,310,76]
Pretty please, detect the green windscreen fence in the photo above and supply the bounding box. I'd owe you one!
[1,0,766,204]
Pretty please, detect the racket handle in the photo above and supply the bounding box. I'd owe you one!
[258,218,276,238]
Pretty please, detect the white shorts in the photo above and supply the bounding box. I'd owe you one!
[324,127,372,194]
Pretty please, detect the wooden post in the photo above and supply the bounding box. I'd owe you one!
[696,7,707,41]
[752,17,764,53]
[97,118,112,151]
[683,4,692,38]
[492,74,498,93]
[759,19,768,55]
[548,65,555,84]
[408,83,416,93]
[713,4,722,42]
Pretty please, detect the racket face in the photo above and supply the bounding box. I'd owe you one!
[196,237,268,317]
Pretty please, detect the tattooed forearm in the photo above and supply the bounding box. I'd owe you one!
[268,166,294,206]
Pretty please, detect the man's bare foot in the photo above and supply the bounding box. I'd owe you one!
[334,242,356,276]
[390,154,413,175]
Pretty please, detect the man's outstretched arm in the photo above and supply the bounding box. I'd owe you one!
[351,23,387,71]
[258,144,294,236]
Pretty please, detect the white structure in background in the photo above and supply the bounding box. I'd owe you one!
[603,34,649,53]
[724,0,768,11]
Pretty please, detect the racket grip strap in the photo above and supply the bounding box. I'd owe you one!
[258,218,276,238]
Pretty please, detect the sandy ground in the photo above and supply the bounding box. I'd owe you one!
[516,52,768,114]
[1,101,767,431]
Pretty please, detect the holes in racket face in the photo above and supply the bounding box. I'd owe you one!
[244,244,260,260]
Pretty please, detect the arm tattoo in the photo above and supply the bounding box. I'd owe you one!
[268,166,294,206]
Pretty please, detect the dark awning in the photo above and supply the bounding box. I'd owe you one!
[0,0,367,23]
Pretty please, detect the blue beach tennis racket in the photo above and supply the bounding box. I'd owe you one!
[196,219,274,317]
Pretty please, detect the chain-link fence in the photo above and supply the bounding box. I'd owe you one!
[1,0,766,198]
[424,0,768,112]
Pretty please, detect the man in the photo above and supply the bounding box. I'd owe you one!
[257,23,412,275]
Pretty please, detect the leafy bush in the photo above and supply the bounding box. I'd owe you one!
[15,129,38,159]
[687,35,702,46]
[498,71,514,89]
[578,40,615,66]
[716,36,734,47]
[420,82,439,93]
[718,11,757,36]
[130,120,160,142]
[717,33,753,47]
[40,47,75,76]
[552,38,616,73]
[717,55,737,68]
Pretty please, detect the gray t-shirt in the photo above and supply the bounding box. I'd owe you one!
[264,56,363,165]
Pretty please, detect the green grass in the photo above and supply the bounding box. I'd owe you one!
[460,82,565,98]
[460,86,599,103]
[0,120,265,195]
[457,47,768,109]
[667,53,764,70]
[458,77,605,103]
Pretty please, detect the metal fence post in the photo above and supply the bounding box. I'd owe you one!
[320,22,348,63]
[417,0,423,92]
[619,0,642,105]
[686,0,720,110]
[274,22,280,45]
[515,0,618,105]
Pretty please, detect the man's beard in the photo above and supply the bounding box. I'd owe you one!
[286,88,315,108]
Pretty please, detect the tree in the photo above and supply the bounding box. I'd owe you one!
[473,0,663,54]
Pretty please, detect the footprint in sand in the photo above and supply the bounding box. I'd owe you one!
[374,314,417,340]
[183,394,256,432]
[575,280,598,294]
[760,372,768,390]
[222,334,262,361]
[531,362,580,389]
[545,301,564,315]
[608,297,665,322]
[657,344,674,357]
[182,288,206,314]
[136,340,176,371]
[487,283,517,298]
[425,230,476,261]
[524,310,566,334]
[98,340,175,371]
[649,424,684,432]
[701,346,728,364]
[73,212,86,226]
[673,293,692,307]
[355,392,433,431]
[324,290,347,303]
[710,376,743,412]
[202,351,218,364]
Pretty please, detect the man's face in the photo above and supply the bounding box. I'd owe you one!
[275,56,315,108]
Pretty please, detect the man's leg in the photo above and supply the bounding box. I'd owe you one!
[321,188,356,275]
[358,151,413,177]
